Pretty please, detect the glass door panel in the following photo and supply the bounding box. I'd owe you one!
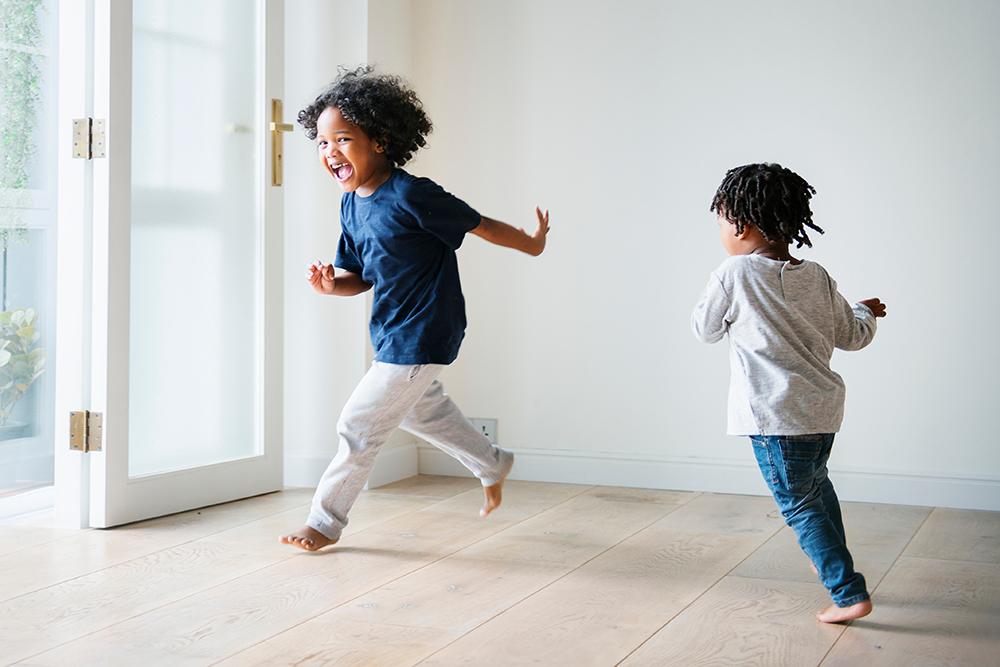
[129,0,260,476]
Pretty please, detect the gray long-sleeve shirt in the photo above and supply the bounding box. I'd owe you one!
[692,254,877,436]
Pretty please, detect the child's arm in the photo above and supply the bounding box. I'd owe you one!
[307,261,372,296]
[834,295,885,350]
[470,207,550,256]
[691,273,732,343]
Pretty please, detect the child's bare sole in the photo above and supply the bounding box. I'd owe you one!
[480,454,514,518]
[279,526,338,552]
[816,599,872,623]
[480,481,505,517]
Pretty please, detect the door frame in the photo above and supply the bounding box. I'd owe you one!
[54,0,284,528]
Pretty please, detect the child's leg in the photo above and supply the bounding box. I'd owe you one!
[282,361,442,550]
[817,461,847,544]
[399,379,514,516]
[751,434,871,622]
[805,441,847,576]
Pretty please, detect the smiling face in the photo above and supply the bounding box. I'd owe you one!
[315,106,392,196]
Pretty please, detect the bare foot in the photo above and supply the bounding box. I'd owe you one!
[480,454,514,518]
[810,562,818,576]
[279,526,337,552]
[816,599,872,623]
[480,482,504,517]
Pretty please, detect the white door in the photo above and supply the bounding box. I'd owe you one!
[55,0,285,527]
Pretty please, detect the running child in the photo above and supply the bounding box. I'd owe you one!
[692,163,886,623]
[281,67,550,552]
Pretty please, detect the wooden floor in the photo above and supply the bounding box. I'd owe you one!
[1,476,998,666]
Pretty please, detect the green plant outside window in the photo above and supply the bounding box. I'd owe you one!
[1,0,46,431]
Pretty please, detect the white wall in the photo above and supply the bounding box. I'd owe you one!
[404,0,1000,509]
[283,0,369,486]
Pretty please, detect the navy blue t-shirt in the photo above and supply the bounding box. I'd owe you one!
[335,169,481,365]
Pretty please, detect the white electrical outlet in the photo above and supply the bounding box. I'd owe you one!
[470,418,498,444]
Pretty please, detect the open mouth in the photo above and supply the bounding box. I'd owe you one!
[329,161,354,182]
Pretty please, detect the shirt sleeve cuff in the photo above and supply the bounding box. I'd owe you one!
[853,302,877,327]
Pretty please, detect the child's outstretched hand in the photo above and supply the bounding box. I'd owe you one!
[859,298,887,317]
[471,209,550,256]
[523,207,550,256]
[307,259,336,295]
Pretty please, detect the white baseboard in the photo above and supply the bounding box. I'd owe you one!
[285,440,1000,511]
[417,445,1000,511]
[284,442,419,490]
[365,442,419,489]
[0,484,55,519]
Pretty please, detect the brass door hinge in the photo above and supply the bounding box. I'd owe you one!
[69,411,103,452]
[73,118,106,159]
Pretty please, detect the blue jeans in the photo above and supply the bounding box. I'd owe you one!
[751,433,869,607]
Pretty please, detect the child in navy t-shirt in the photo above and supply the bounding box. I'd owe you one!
[336,169,481,366]
[281,67,550,552]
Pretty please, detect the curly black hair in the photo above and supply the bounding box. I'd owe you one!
[710,163,824,248]
[297,66,432,167]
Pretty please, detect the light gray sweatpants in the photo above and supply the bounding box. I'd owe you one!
[307,361,514,540]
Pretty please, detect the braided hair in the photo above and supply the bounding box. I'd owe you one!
[710,163,824,248]
[298,66,432,167]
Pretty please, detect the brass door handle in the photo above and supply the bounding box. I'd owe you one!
[271,99,294,186]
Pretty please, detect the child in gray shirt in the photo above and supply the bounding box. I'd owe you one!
[693,163,887,623]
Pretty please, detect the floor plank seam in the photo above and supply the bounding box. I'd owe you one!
[12,488,480,664]
[0,524,83,558]
[612,512,786,666]
[411,492,704,667]
[0,506,146,557]
[12,485,988,667]
[0,499,313,605]
[1,477,468,573]
[815,505,935,666]
[207,484,600,666]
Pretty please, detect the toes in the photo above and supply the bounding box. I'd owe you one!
[279,534,318,551]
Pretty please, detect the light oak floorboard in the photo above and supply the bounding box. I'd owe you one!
[15,481,585,666]
[4,479,997,667]
[733,501,931,585]
[366,475,482,500]
[903,507,1000,564]
[0,522,78,557]
[620,575,843,666]
[821,556,1000,666]
[216,487,693,666]
[1,490,446,664]
[0,489,313,601]
[419,493,784,666]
